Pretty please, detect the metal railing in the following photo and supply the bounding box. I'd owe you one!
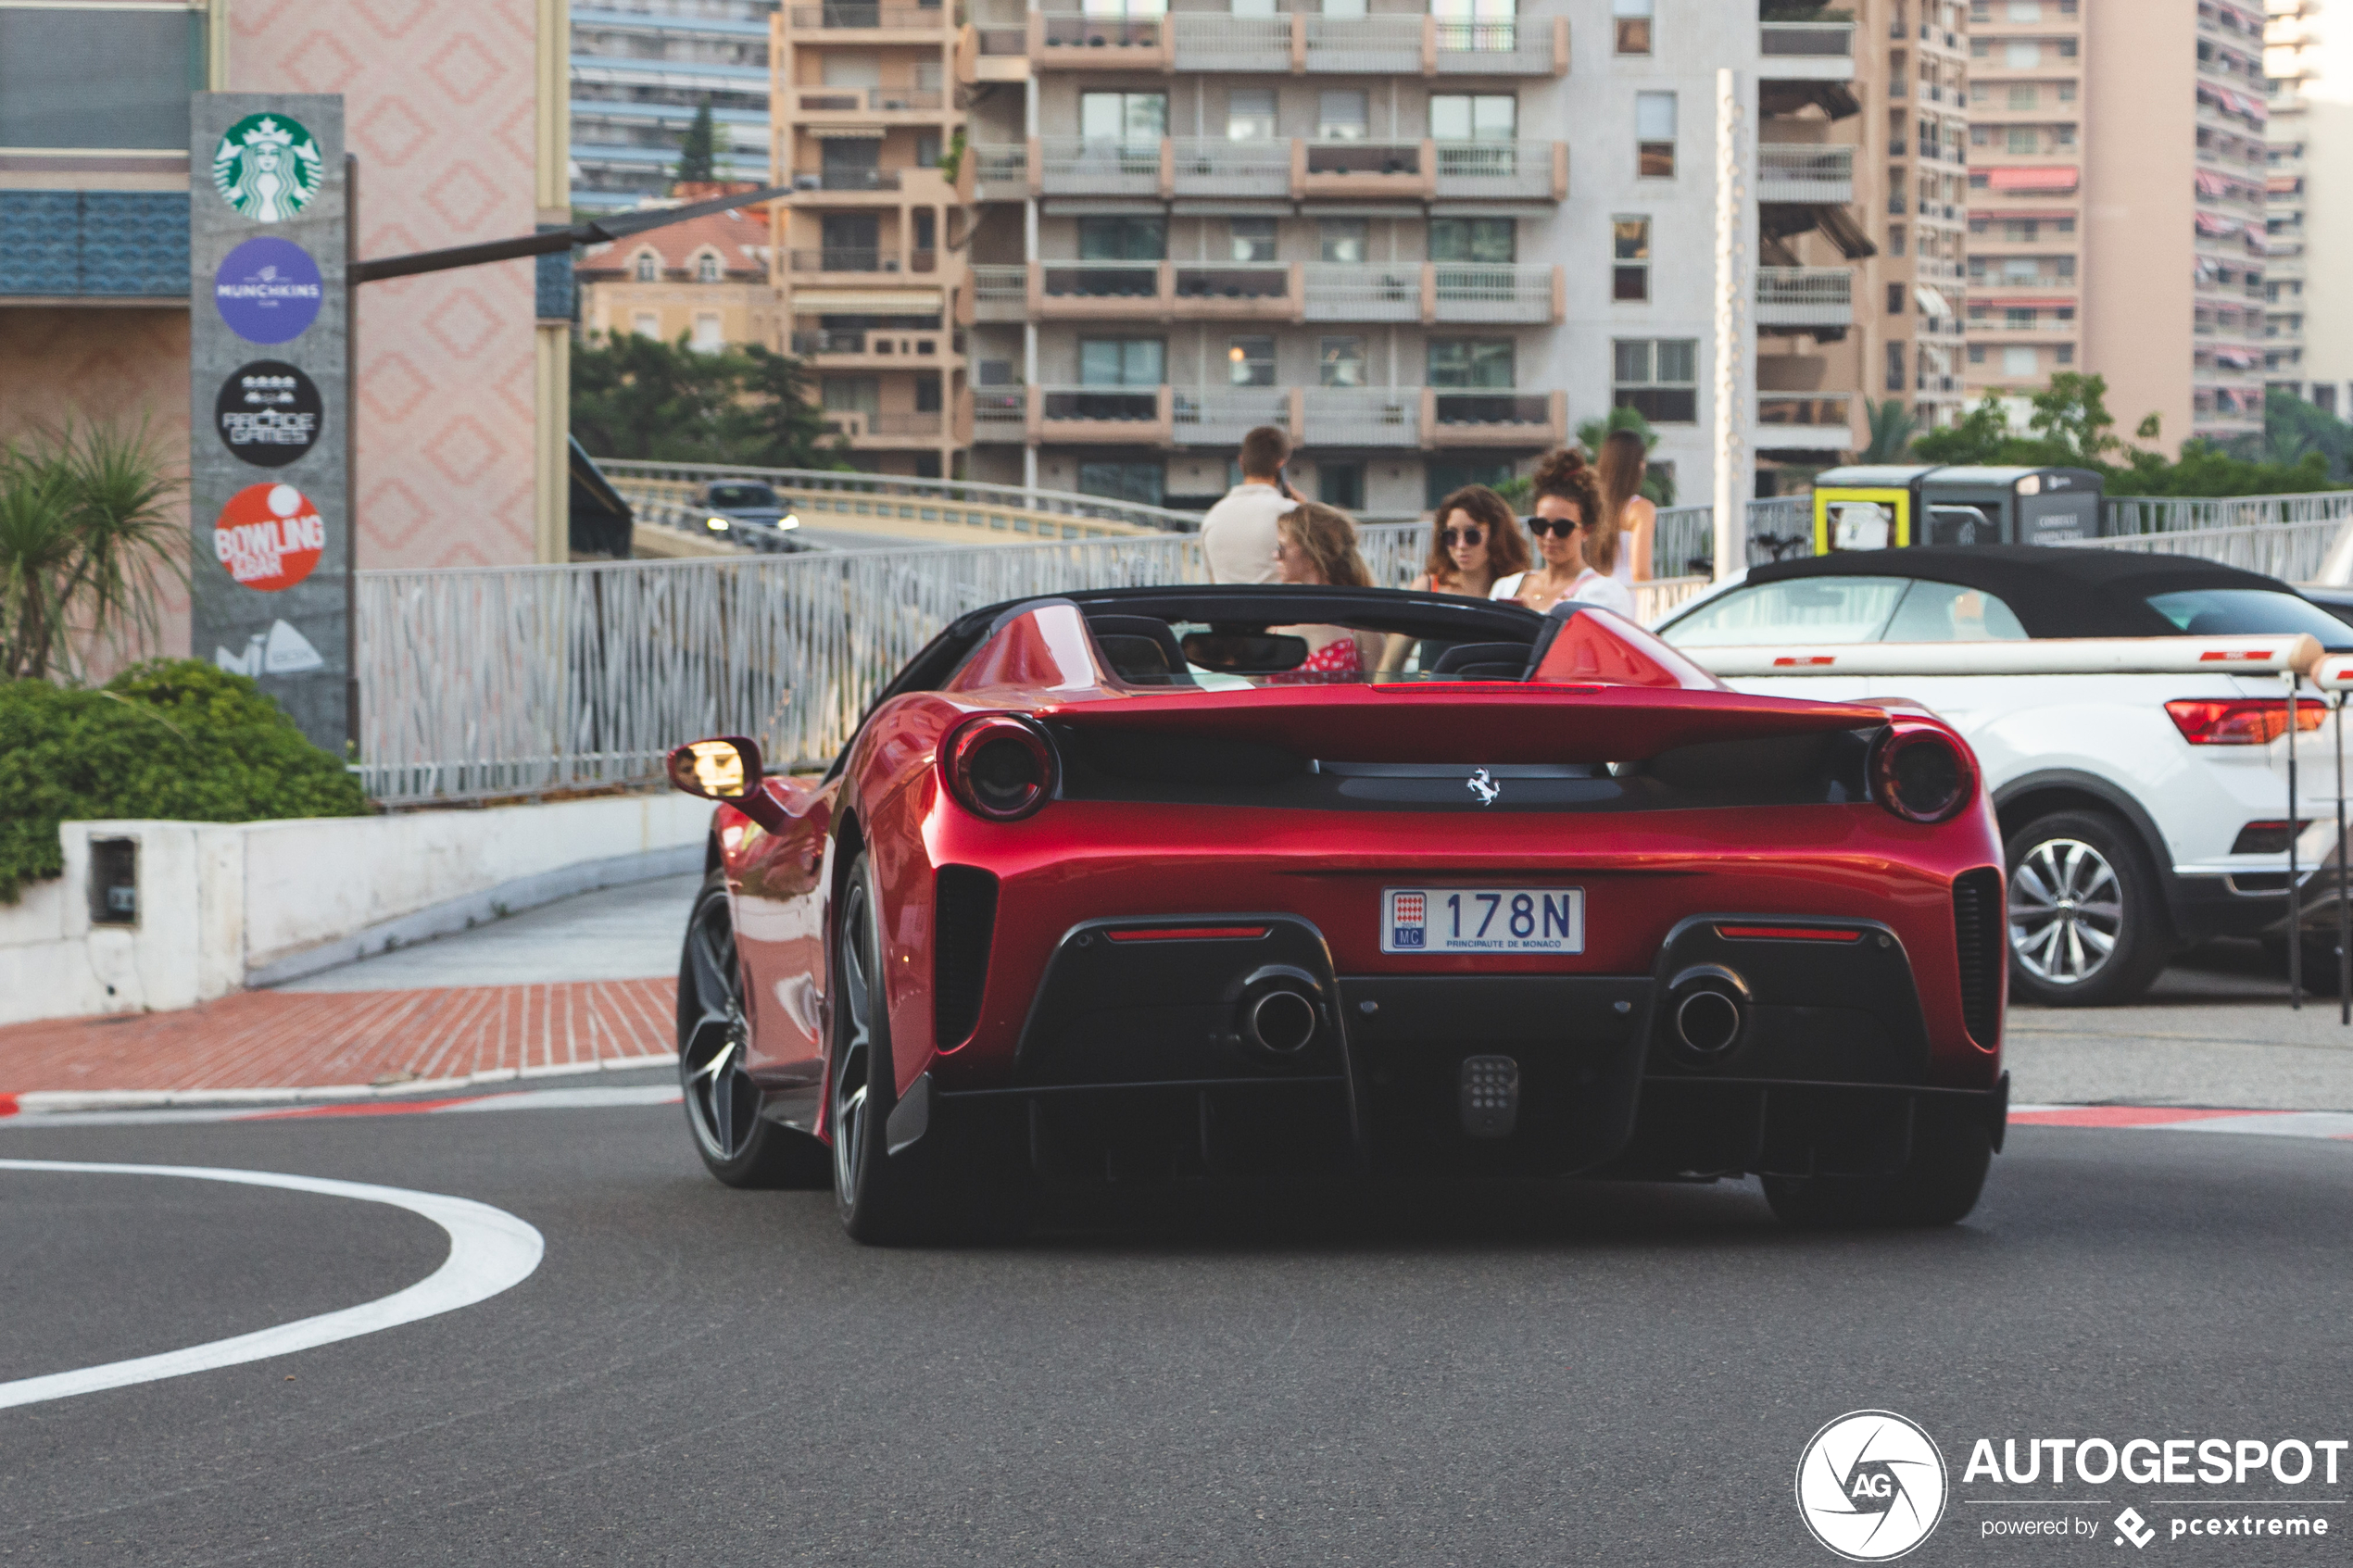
[357,526,1713,805]
[2065,520,2348,583]
[1433,262,1553,322]
[789,2,949,26]
[2106,491,2353,535]
[1434,139,1552,198]
[597,459,1202,535]
[1755,265,1855,325]
[1760,19,1856,56]
[1303,14,1422,71]
[1170,12,1289,69]
[1302,263,1421,321]
[1173,386,1290,447]
[1037,138,1162,195]
[1755,144,1855,200]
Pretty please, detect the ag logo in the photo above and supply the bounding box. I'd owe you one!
[211,112,324,222]
[1795,1411,1948,1562]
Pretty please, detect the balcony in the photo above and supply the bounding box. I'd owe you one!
[1755,266,1855,329]
[1428,389,1566,447]
[1755,395,1856,451]
[1434,140,1564,201]
[786,1,950,37]
[1302,386,1421,448]
[1756,144,1855,205]
[1170,137,1292,199]
[1037,138,1164,197]
[1029,8,1171,69]
[1963,314,2081,335]
[1032,384,1174,445]
[790,86,947,118]
[795,169,904,194]
[1144,10,1567,75]
[789,327,960,366]
[1431,263,1560,323]
[823,408,951,447]
[1302,12,1422,72]
[1035,260,1166,319]
[1173,262,1295,320]
[1167,12,1291,71]
[784,247,940,279]
[972,388,1026,443]
[967,263,1027,320]
[1431,17,1565,74]
[1758,19,1856,80]
[972,144,1027,201]
[1300,139,1433,199]
[1174,386,1292,448]
[1301,263,1423,323]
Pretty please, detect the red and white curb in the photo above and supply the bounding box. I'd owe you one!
[2012,1104,2353,1140]
[0,1084,683,1129]
[0,1054,679,1122]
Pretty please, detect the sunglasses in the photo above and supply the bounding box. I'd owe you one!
[1526,516,1593,539]
[1441,526,1485,547]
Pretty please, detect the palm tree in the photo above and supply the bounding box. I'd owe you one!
[1860,397,1919,464]
[0,420,184,682]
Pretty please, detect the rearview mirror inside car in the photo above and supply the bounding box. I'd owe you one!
[1181,631,1311,673]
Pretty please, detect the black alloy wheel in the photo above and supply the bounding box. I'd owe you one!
[830,852,959,1243]
[678,869,828,1187]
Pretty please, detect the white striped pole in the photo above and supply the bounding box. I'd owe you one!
[1687,634,2326,680]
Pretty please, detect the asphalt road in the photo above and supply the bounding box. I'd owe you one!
[6,1085,2352,1566]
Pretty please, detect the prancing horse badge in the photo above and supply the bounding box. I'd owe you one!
[1466,768,1501,807]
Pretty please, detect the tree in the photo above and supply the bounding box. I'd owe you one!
[0,420,183,683]
[2265,387,2353,483]
[1859,397,1918,464]
[571,331,845,469]
[673,97,718,188]
[1910,394,2011,465]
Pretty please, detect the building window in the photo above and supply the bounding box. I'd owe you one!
[1429,338,1514,387]
[1888,282,1906,315]
[1227,87,1277,142]
[1612,216,1650,302]
[2006,125,2037,155]
[2054,344,2074,365]
[2005,39,2040,69]
[1430,93,1516,144]
[2002,345,2037,378]
[1318,461,1365,509]
[1887,342,1906,393]
[822,376,879,414]
[1636,92,1677,177]
[2317,385,2338,415]
[633,251,660,282]
[1080,91,1168,143]
[1227,335,1276,386]
[1969,344,1987,364]
[1229,216,1277,262]
[1888,223,1907,257]
[1079,215,1166,259]
[1079,338,1165,385]
[632,311,661,338]
[1078,461,1165,506]
[1319,219,1369,264]
[1613,0,1652,53]
[1431,217,1515,262]
[696,252,723,283]
[1612,338,1698,421]
[691,311,724,352]
[1316,90,1369,142]
[2007,82,2038,110]
[1319,336,1367,387]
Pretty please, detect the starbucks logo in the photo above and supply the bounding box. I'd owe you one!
[211,112,324,222]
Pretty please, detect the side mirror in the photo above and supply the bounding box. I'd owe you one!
[666,735,790,834]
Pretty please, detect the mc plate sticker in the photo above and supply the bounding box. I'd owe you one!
[1383,887,1584,955]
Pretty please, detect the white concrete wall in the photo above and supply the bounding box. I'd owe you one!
[0,793,716,1028]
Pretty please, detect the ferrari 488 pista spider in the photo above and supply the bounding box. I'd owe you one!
[666,585,2009,1242]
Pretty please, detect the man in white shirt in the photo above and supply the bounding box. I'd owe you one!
[1200,425,1297,583]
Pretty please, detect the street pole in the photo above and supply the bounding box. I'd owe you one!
[1710,67,1745,583]
[2337,692,2348,1024]
[2289,671,2302,1008]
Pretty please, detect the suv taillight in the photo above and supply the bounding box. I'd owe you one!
[1870,724,1977,824]
[943,715,1058,822]
[2165,698,2327,746]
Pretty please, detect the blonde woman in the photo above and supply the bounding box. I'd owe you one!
[1269,501,1383,682]
[1596,426,1657,585]
[1380,485,1529,671]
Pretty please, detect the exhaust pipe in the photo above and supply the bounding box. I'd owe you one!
[1245,988,1318,1054]
[1665,964,1750,1065]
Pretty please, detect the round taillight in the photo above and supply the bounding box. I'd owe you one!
[1871,726,1976,824]
[945,716,1057,822]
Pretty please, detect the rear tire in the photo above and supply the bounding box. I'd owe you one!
[678,870,831,1188]
[830,852,963,1244]
[1762,1112,1993,1229]
[2004,809,2171,1008]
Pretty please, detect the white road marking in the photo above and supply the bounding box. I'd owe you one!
[0,1160,544,1411]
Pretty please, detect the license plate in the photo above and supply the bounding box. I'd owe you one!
[1382,887,1584,954]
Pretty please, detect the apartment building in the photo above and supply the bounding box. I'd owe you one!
[764,1,1880,508]
[576,198,781,347]
[1963,0,2270,448]
[2265,0,2353,416]
[574,1,780,212]
[2266,3,2311,398]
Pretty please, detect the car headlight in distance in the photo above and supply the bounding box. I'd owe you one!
[1871,724,1975,823]
[706,515,731,532]
[780,513,800,531]
[945,715,1058,821]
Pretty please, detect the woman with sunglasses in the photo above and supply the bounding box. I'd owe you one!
[1379,484,1528,671]
[1492,449,1637,619]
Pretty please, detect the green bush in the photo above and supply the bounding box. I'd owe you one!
[0,659,370,903]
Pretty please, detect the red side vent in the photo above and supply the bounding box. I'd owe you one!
[1715,924,1865,943]
[1106,925,1271,943]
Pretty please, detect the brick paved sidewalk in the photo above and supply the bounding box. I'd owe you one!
[0,979,676,1106]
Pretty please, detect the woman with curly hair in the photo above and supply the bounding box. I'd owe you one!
[1492,448,1635,618]
[1268,500,1383,682]
[1378,484,1529,671]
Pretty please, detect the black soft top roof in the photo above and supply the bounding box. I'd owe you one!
[1743,545,2286,638]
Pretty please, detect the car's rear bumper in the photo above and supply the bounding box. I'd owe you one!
[920,912,2005,1185]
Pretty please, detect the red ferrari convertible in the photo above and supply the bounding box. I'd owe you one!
[666,585,2008,1242]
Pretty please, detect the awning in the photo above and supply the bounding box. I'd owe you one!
[2196,210,2239,237]
[1913,283,1953,318]
[1986,166,2079,194]
[1815,203,1878,260]
[787,288,945,311]
[1971,296,2075,309]
[2270,173,2303,194]
[2196,169,2231,197]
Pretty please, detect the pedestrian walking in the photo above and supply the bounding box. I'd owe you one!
[1201,425,1297,583]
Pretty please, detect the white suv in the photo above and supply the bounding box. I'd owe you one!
[1654,545,2352,1006]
